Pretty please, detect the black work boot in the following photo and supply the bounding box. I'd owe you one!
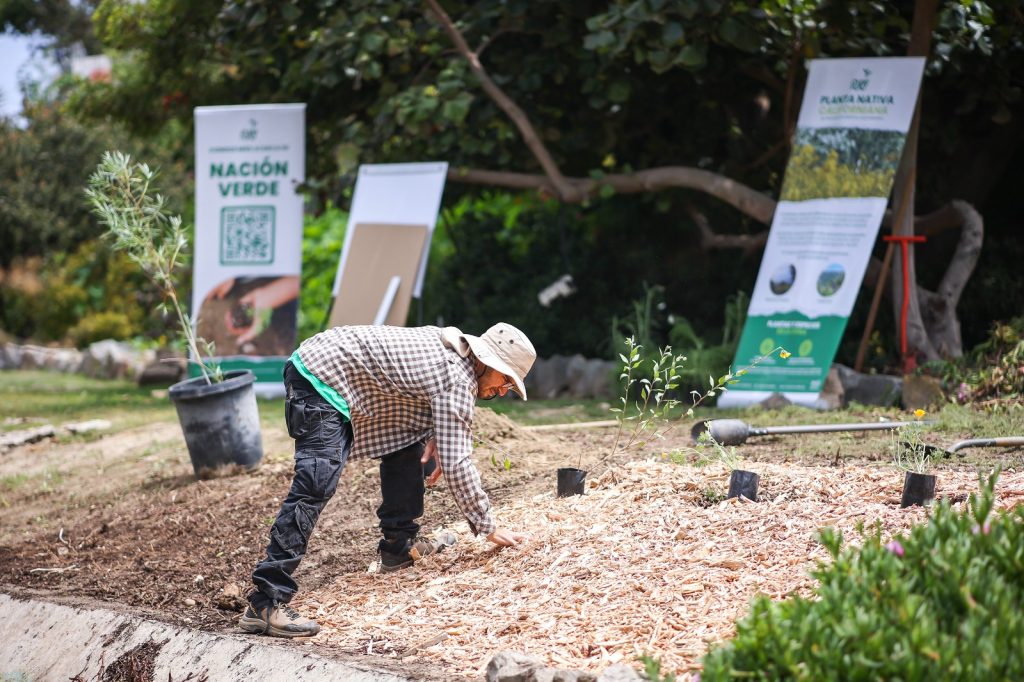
[380,532,457,573]
[239,600,320,638]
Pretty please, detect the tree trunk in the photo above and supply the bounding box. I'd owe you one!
[889,0,940,364]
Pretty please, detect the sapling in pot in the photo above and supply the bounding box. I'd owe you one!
[87,151,222,385]
[892,409,935,508]
[87,151,263,478]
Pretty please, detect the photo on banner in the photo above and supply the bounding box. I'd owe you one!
[192,104,306,396]
[719,57,925,409]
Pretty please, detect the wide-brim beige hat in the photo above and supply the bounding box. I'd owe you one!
[461,323,536,400]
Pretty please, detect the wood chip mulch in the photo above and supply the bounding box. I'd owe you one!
[294,460,1024,680]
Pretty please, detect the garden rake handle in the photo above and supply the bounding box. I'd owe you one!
[947,436,1024,455]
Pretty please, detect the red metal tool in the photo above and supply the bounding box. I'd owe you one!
[883,234,926,371]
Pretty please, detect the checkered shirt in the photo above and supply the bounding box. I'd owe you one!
[297,325,494,535]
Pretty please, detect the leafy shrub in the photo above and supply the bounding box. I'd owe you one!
[700,471,1024,680]
[66,311,134,347]
[612,286,750,403]
[932,317,1024,408]
[297,204,347,343]
[420,192,618,357]
[0,103,189,269]
[0,241,166,343]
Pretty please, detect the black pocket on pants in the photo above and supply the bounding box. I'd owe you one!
[270,500,317,556]
[284,398,308,439]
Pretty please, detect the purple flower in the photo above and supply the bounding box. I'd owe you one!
[885,540,905,557]
[957,382,969,403]
[972,521,991,535]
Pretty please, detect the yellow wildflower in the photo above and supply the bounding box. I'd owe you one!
[914,408,926,418]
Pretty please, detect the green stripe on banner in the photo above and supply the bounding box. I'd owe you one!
[188,357,287,384]
[730,313,848,394]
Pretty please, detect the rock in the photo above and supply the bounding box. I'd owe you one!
[213,583,246,612]
[18,344,50,370]
[758,392,792,410]
[45,348,83,373]
[136,350,187,386]
[579,359,618,400]
[527,354,572,400]
[183,598,196,607]
[1,342,23,369]
[817,366,845,410]
[81,339,138,379]
[485,652,597,682]
[565,354,590,399]
[833,364,902,407]
[596,664,645,682]
[0,425,56,452]
[901,374,945,411]
[63,419,112,435]
[487,651,544,682]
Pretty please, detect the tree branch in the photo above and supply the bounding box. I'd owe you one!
[424,0,580,202]
[447,166,777,224]
[687,206,767,257]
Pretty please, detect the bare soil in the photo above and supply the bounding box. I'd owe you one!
[1,405,1022,680]
[0,407,614,679]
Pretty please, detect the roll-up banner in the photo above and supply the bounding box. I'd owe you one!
[719,58,925,409]
[192,104,306,397]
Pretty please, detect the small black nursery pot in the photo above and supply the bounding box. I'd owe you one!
[900,471,936,508]
[727,469,760,502]
[557,467,587,497]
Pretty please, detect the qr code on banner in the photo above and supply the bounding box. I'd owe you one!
[220,206,276,265]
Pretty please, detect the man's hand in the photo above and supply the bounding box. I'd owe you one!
[420,438,442,486]
[486,528,529,546]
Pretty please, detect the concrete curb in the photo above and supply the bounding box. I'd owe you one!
[0,593,410,681]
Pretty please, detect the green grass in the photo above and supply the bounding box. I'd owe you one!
[0,370,284,433]
[3,370,1022,457]
[483,397,613,425]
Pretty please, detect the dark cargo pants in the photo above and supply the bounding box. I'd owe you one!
[250,361,429,609]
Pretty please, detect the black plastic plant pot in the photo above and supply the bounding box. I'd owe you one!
[168,369,264,479]
[727,469,760,502]
[900,471,936,508]
[556,467,587,497]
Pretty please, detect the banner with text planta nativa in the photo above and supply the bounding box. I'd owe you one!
[719,58,925,408]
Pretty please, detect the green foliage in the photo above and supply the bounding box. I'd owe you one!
[933,317,1024,408]
[0,0,99,56]
[86,151,221,382]
[0,104,188,269]
[890,412,932,474]
[613,286,751,404]
[609,336,685,458]
[0,241,165,343]
[701,470,1024,680]
[297,204,347,343]
[66,311,134,347]
[74,0,1023,211]
[638,654,676,682]
[49,0,1024,364]
[420,192,618,356]
[669,290,749,399]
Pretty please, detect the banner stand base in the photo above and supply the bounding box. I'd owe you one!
[717,391,828,410]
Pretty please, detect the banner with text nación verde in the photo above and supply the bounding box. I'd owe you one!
[192,104,306,397]
[719,58,924,409]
